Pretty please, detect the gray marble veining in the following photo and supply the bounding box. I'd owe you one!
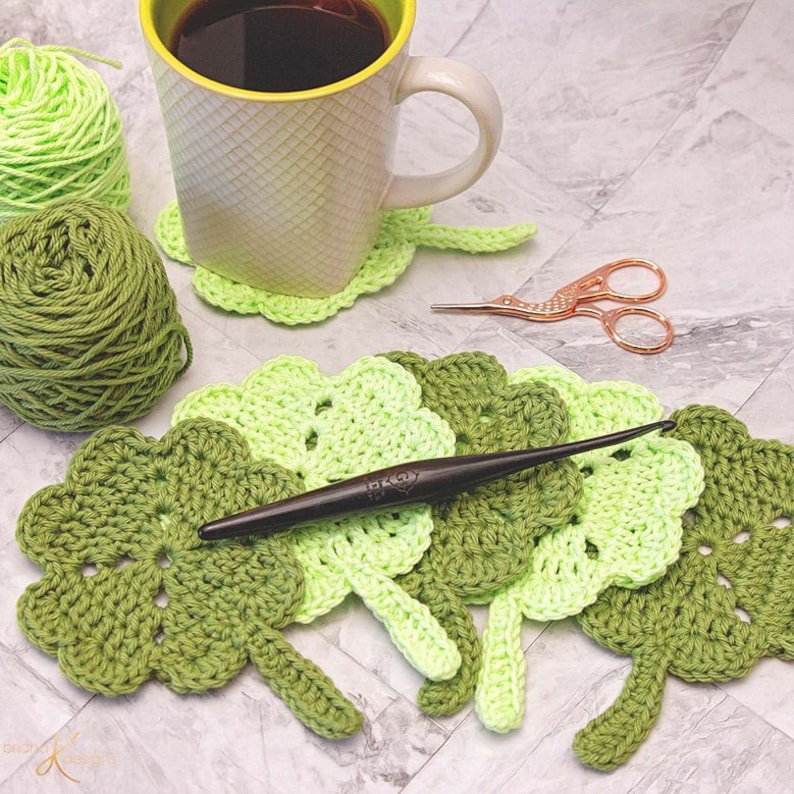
[1,0,792,791]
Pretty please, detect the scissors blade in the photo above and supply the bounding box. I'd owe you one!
[431,294,529,315]
[430,301,503,311]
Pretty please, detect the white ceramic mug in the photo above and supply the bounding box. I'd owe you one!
[140,0,503,298]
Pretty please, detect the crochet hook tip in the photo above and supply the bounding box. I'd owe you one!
[196,520,251,542]
[660,419,676,432]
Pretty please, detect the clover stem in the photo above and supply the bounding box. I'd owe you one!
[572,651,669,771]
[248,625,362,739]
[347,567,461,682]
[475,589,525,732]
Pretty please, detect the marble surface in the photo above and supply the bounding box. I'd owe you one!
[1,0,793,791]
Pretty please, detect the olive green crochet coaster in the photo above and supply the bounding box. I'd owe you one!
[172,355,464,683]
[154,201,536,325]
[380,352,583,717]
[16,418,362,739]
[574,405,794,771]
[475,367,704,733]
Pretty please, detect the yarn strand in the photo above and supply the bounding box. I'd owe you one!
[0,38,122,69]
[0,38,129,222]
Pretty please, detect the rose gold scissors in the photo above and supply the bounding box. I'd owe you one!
[431,258,674,354]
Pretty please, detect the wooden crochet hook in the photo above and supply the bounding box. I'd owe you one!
[198,420,675,541]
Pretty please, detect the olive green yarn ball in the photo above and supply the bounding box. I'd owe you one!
[0,199,193,432]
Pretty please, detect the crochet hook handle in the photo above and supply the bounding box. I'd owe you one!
[198,420,675,541]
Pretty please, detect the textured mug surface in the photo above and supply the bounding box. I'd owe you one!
[140,0,502,297]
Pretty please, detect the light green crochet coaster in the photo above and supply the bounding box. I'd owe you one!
[474,367,705,733]
[155,201,536,324]
[172,355,463,682]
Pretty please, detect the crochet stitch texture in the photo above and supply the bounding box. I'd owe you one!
[381,352,583,716]
[475,367,704,733]
[574,405,794,771]
[16,418,363,739]
[0,199,192,431]
[172,355,463,682]
[155,202,537,324]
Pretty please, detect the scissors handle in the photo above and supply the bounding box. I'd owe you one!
[575,258,667,303]
[577,303,674,354]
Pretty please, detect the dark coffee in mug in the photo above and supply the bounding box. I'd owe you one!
[170,0,390,92]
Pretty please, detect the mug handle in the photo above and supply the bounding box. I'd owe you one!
[382,56,503,210]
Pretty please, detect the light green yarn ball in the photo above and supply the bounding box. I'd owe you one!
[0,38,131,224]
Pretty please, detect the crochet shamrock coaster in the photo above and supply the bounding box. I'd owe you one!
[379,352,583,717]
[16,418,363,739]
[574,405,794,771]
[172,355,463,682]
[155,201,536,324]
[475,367,704,733]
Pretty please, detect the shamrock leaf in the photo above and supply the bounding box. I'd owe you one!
[381,352,582,716]
[475,367,703,733]
[16,418,362,739]
[173,355,462,682]
[574,405,793,770]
